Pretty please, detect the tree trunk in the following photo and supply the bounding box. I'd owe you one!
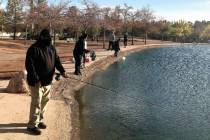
[103,26,105,49]
[25,26,28,40]
[13,7,17,40]
[1,22,3,39]
[131,25,134,45]
[53,30,56,46]
[144,32,147,45]
[25,25,28,46]
[31,23,34,40]
[74,32,77,40]
[13,17,16,40]
[131,35,134,45]
[13,25,16,40]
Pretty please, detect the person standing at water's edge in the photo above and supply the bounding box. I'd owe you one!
[82,38,88,68]
[108,31,115,50]
[124,33,128,48]
[114,38,121,57]
[73,33,88,75]
[25,29,67,135]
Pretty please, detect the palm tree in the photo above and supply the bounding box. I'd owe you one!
[171,20,192,43]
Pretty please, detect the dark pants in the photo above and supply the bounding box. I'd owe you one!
[124,40,127,47]
[108,41,113,50]
[74,54,82,74]
[114,50,119,57]
[83,53,86,64]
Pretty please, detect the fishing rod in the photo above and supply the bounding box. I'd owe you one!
[55,72,117,93]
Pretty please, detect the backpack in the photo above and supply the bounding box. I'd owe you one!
[90,51,96,61]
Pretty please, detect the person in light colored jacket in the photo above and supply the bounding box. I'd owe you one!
[82,40,88,68]
[108,31,115,50]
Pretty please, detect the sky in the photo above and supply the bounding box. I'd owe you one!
[1,0,210,22]
[70,0,210,22]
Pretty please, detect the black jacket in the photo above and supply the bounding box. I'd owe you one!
[25,42,65,86]
[124,34,128,41]
[114,40,120,51]
[73,38,88,56]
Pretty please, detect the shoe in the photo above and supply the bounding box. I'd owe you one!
[38,122,47,129]
[27,127,41,135]
[74,72,79,75]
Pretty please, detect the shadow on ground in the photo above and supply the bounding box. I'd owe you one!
[0,88,5,93]
[0,123,28,134]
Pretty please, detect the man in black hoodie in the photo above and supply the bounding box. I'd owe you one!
[73,33,88,75]
[25,29,67,135]
[114,38,121,57]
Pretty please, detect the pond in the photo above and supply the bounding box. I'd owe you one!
[76,44,210,140]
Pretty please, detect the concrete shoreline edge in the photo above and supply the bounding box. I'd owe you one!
[53,43,179,140]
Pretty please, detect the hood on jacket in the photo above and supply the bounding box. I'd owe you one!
[37,29,52,47]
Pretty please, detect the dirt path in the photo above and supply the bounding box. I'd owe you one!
[0,93,71,140]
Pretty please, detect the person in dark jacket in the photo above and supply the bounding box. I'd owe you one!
[114,38,121,57]
[73,33,88,75]
[124,33,128,48]
[25,29,67,135]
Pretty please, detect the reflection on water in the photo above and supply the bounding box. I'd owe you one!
[76,45,210,140]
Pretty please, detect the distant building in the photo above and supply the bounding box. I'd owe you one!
[0,32,21,39]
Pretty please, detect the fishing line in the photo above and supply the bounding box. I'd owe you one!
[56,72,189,123]
[58,46,203,135]
[56,59,197,134]
[56,72,117,93]
[56,50,194,121]
[60,73,194,136]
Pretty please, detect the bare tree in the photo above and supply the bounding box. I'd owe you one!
[121,3,133,33]
[110,6,123,33]
[139,5,155,44]
[66,6,81,39]
[100,6,122,48]
[129,10,141,45]
[26,0,70,40]
[6,0,24,40]
[26,0,49,37]
[0,7,4,36]
[100,7,111,48]
[47,0,71,44]
[79,0,100,35]
[156,20,171,41]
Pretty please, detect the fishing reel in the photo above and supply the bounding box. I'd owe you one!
[55,73,61,81]
[55,72,69,81]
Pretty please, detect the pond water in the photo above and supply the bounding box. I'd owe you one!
[76,44,210,140]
